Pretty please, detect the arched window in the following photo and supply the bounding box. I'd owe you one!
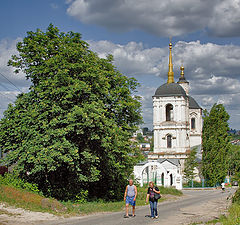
[166,104,173,121]
[191,118,196,130]
[167,135,172,148]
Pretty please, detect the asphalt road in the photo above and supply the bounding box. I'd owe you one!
[39,188,235,225]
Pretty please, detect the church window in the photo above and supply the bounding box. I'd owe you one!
[166,104,173,121]
[191,118,196,130]
[167,135,172,148]
[170,174,173,186]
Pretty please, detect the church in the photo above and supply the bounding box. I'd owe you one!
[134,42,202,189]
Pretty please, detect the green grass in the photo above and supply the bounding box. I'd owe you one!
[0,184,64,215]
[63,185,182,215]
[0,183,182,216]
[218,203,240,225]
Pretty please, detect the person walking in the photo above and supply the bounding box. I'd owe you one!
[221,182,225,191]
[124,179,137,218]
[146,181,160,219]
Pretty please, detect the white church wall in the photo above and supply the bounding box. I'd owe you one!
[153,95,190,154]
[133,161,183,189]
[134,161,168,187]
[190,135,201,147]
[161,161,178,174]
[189,108,202,147]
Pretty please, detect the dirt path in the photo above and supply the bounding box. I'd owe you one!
[156,189,235,225]
[0,203,61,225]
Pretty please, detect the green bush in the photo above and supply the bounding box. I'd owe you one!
[183,181,203,188]
[218,203,240,225]
[75,190,88,203]
[0,173,40,194]
[232,188,240,204]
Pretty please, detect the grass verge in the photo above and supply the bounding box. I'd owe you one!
[61,185,182,215]
[0,184,182,216]
[0,184,64,215]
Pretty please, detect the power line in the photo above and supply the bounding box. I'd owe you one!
[0,83,10,91]
[0,92,15,102]
[0,72,22,92]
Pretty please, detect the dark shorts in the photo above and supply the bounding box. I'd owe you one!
[126,196,136,206]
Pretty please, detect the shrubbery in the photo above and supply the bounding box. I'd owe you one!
[232,188,240,204]
[0,173,40,194]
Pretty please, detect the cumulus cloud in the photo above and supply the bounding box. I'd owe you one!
[0,39,31,117]
[0,39,30,87]
[89,40,165,76]
[208,0,240,37]
[89,39,240,128]
[89,40,240,84]
[0,37,240,128]
[174,41,240,80]
[66,0,240,37]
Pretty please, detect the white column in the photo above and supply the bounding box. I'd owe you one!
[154,130,158,152]
[159,105,163,122]
[157,105,160,123]
[175,104,178,122]
[153,105,157,125]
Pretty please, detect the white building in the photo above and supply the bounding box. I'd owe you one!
[134,42,202,189]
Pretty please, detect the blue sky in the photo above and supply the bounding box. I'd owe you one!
[0,0,240,129]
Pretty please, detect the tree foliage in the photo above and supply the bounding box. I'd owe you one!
[136,133,145,143]
[228,145,240,181]
[0,24,142,200]
[183,147,198,182]
[202,104,231,186]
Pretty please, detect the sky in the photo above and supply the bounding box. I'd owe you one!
[0,0,240,129]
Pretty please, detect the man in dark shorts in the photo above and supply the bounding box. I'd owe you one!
[124,179,137,218]
[146,181,160,219]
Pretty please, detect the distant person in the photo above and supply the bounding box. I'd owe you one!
[221,182,225,191]
[146,181,160,219]
[124,179,137,218]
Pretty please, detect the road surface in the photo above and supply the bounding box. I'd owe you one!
[40,188,235,225]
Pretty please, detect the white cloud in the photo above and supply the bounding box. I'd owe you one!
[66,0,240,37]
[0,39,30,87]
[89,40,165,76]
[174,41,240,80]
[50,3,59,9]
[208,0,240,37]
[89,40,240,84]
[0,39,31,117]
[0,37,240,128]
[89,39,240,128]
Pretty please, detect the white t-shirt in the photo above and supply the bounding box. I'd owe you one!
[221,183,225,188]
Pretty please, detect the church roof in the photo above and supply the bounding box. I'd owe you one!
[154,83,187,97]
[189,96,201,109]
[158,158,180,166]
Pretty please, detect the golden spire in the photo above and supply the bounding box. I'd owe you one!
[180,65,184,78]
[167,40,174,83]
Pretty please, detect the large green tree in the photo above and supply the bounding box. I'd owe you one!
[202,104,231,186]
[228,145,240,180]
[0,25,142,200]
